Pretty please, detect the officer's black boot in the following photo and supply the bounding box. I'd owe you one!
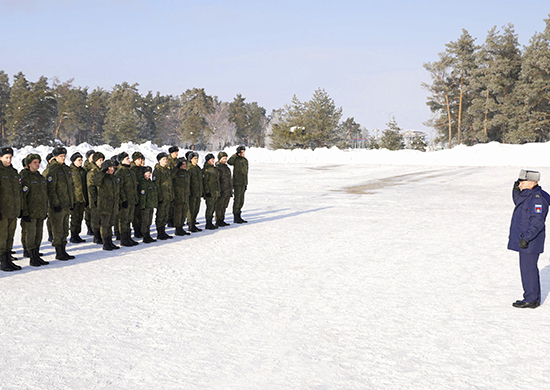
[62,244,75,260]
[129,232,139,246]
[167,218,174,228]
[34,248,49,265]
[70,231,86,243]
[115,230,120,241]
[87,225,94,236]
[6,251,21,270]
[142,231,156,244]
[29,249,42,267]
[236,213,247,223]
[134,228,143,239]
[102,235,114,251]
[93,230,103,245]
[174,226,185,236]
[1,252,15,272]
[55,246,70,261]
[157,226,169,240]
[205,219,218,230]
[120,231,135,247]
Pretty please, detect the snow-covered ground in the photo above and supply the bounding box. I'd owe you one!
[2,142,550,389]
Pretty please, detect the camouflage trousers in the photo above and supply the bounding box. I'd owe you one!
[70,201,86,234]
[205,195,219,220]
[0,218,17,254]
[232,186,246,215]
[187,196,201,226]
[22,217,45,251]
[118,203,136,234]
[173,202,189,228]
[140,208,153,236]
[155,200,170,228]
[49,207,70,246]
[215,197,231,223]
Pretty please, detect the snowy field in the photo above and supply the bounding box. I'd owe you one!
[2,142,550,389]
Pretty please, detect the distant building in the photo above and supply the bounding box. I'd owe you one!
[403,130,427,147]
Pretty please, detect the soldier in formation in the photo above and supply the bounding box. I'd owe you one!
[0,145,250,272]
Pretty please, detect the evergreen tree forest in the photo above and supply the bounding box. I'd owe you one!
[424,17,550,147]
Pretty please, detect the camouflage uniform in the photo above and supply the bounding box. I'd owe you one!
[45,160,75,247]
[228,152,249,221]
[70,162,88,239]
[130,161,144,237]
[203,162,220,226]
[187,162,204,230]
[138,174,158,242]
[116,163,138,245]
[83,158,95,234]
[0,160,22,259]
[215,159,233,226]
[153,163,174,236]
[172,162,190,233]
[93,170,120,244]
[21,167,48,251]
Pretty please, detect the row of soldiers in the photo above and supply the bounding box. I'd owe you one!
[0,145,249,272]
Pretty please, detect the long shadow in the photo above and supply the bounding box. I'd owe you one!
[539,258,550,304]
[235,207,332,225]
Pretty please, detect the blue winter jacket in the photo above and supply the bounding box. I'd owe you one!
[508,185,550,253]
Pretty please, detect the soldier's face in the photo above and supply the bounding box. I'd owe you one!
[171,152,179,159]
[1,154,12,167]
[29,159,40,172]
[144,171,152,180]
[107,166,115,175]
[179,163,186,170]
[96,158,104,167]
[159,157,168,167]
[88,155,94,163]
[122,156,131,165]
[238,150,245,157]
[74,157,83,167]
[55,154,66,164]
[207,158,214,166]
[220,156,227,164]
[191,156,198,165]
[135,158,145,167]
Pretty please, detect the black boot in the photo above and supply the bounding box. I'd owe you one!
[234,213,247,224]
[115,230,120,241]
[1,253,15,272]
[102,234,120,250]
[87,226,94,236]
[216,220,230,227]
[29,249,42,267]
[205,219,218,230]
[6,251,21,270]
[134,228,143,239]
[34,248,49,265]
[55,246,70,261]
[24,249,30,258]
[167,218,174,228]
[120,231,135,247]
[175,226,190,236]
[62,244,75,259]
[142,231,156,243]
[93,230,103,244]
[70,231,86,243]
[157,226,171,240]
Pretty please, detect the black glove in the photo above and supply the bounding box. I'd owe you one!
[519,239,529,249]
[22,215,31,223]
[513,180,520,192]
[121,201,128,209]
[53,206,62,213]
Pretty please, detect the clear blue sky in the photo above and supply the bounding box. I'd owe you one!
[2,0,549,137]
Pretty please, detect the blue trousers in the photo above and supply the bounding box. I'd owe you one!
[519,252,541,303]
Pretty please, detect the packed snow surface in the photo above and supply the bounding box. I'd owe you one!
[2,142,550,389]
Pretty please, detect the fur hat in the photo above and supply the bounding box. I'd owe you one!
[132,151,145,161]
[237,145,246,153]
[1,147,14,157]
[204,153,215,163]
[118,152,129,163]
[519,169,541,182]
[52,146,67,157]
[168,146,179,154]
[142,166,153,175]
[25,153,41,167]
[157,152,169,162]
[46,153,54,162]
[85,150,95,159]
[70,152,83,163]
[175,157,187,169]
[92,151,105,163]
[217,151,228,160]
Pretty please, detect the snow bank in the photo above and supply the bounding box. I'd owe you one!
[10,141,550,170]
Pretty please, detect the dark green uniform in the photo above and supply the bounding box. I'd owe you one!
[130,162,143,236]
[187,163,204,228]
[203,163,220,222]
[93,170,120,241]
[21,168,48,251]
[172,165,190,229]
[116,163,138,236]
[153,163,174,229]
[87,165,101,234]
[215,161,232,225]
[70,162,88,236]
[83,159,94,233]
[0,162,22,255]
[45,160,75,246]
[227,153,248,217]
[138,176,158,237]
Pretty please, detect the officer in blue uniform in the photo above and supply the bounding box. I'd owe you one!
[508,169,550,308]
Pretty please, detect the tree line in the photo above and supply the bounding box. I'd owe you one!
[423,16,550,148]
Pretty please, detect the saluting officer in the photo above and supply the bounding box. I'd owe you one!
[203,153,220,230]
[228,145,249,223]
[45,146,76,261]
[21,154,49,267]
[172,157,190,236]
[215,151,232,227]
[153,152,174,240]
[116,152,139,247]
[69,152,88,243]
[509,170,550,308]
[0,147,22,272]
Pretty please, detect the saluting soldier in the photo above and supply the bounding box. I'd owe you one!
[94,159,120,251]
[203,153,220,230]
[69,152,88,243]
[83,149,95,235]
[215,151,232,227]
[228,145,249,223]
[87,152,105,245]
[138,166,158,243]
[20,154,49,267]
[116,152,139,247]
[172,157,190,236]
[187,152,203,232]
[0,147,22,272]
[131,151,146,238]
[45,146,76,261]
[153,152,174,240]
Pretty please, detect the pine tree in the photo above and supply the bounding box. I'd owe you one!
[87,88,110,145]
[0,71,10,146]
[228,94,268,147]
[53,78,90,145]
[379,118,405,150]
[336,117,362,148]
[179,88,214,149]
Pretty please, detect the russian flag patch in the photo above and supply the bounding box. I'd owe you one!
[535,204,543,214]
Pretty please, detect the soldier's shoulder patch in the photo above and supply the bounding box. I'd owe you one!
[535,204,543,214]
[152,176,156,181]
[117,177,121,183]
[141,189,146,195]
[22,185,28,193]
[47,176,53,182]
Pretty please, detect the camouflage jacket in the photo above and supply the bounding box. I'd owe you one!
[153,163,174,203]
[187,163,204,198]
[70,163,88,204]
[203,163,220,198]
[20,169,48,219]
[0,163,22,219]
[227,154,248,187]
[172,167,190,205]
[45,160,75,210]
[115,164,138,205]
[215,162,233,198]
[138,176,158,210]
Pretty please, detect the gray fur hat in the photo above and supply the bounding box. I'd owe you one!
[518,169,541,182]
